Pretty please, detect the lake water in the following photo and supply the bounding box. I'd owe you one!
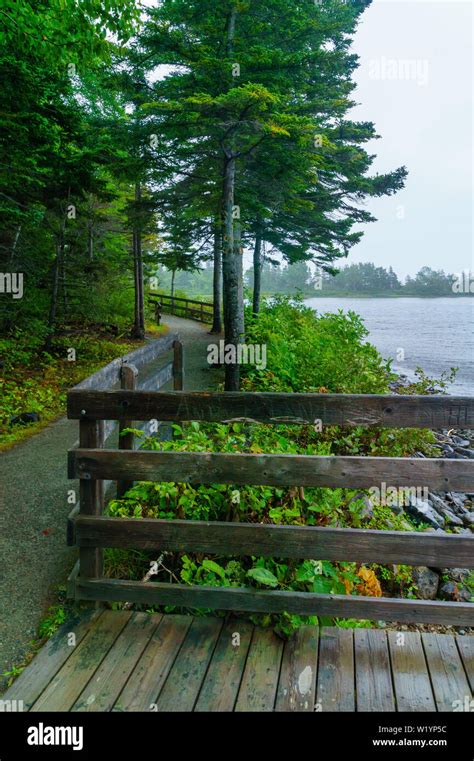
[304,297,474,396]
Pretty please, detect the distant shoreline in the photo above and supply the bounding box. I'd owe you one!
[304,293,474,299]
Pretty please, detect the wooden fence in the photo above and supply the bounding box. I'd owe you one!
[66,333,183,547]
[66,391,474,625]
[149,294,213,324]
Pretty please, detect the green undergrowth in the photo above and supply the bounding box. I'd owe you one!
[105,298,454,638]
[0,322,166,450]
[1,593,70,690]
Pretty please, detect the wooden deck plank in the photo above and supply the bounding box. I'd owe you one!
[154,617,223,712]
[194,620,254,712]
[4,609,471,714]
[354,629,395,712]
[235,628,284,712]
[422,633,472,712]
[275,625,319,712]
[0,609,102,710]
[388,631,436,712]
[30,611,131,712]
[456,636,474,694]
[316,627,355,712]
[72,613,161,712]
[113,614,192,712]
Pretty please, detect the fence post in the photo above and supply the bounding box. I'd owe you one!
[78,419,104,594]
[173,340,184,391]
[117,363,138,498]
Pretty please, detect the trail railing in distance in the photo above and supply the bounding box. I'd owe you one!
[149,294,213,324]
[67,390,474,625]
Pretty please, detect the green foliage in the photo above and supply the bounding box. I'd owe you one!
[37,604,67,640]
[0,332,143,449]
[104,300,445,637]
[243,296,394,394]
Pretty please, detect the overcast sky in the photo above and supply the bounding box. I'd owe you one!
[348,0,473,278]
[143,0,472,279]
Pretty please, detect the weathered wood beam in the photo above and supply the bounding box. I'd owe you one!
[74,579,474,626]
[74,516,474,568]
[67,391,474,428]
[68,449,474,492]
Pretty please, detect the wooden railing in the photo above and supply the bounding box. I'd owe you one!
[149,293,213,324]
[66,333,183,549]
[66,391,474,625]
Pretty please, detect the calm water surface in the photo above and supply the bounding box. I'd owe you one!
[305,297,474,396]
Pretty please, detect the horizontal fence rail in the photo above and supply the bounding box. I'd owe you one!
[73,517,474,569]
[149,294,213,324]
[67,390,474,428]
[74,579,474,626]
[69,449,473,491]
[66,389,474,625]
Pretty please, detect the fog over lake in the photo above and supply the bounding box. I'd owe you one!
[305,297,474,396]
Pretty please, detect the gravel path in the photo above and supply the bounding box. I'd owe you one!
[0,317,221,685]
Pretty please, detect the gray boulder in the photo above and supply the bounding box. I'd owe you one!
[406,498,445,529]
[412,567,439,600]
[439,581,471,603]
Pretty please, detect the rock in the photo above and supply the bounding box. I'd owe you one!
[406,498,445,529]
[453,447,474,459]
[447,492,469,513]
[9,412,40,426]
[412,567,439,600]
[462,512,474,527]
[442,509,464,527]
[428,492,451,517]
[451,436,471,447]
[442,444,454,455]
[439,581,472,603]
[348,493,374,520]
[440,568,470,583]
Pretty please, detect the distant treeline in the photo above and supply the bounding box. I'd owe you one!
[158,261,471,298]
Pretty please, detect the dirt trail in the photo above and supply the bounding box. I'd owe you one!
[0,316,220,684]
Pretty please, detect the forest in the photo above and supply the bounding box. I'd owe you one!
[1,0,409,395]
[1,1,473,695]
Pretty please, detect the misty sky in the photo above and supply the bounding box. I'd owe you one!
[348,0,473,278]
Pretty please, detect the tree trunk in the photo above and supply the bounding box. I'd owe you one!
[8,225,21,266]
[132,182,145,339]
[222,155,243,391]
[252,231,262,315]
[221,4,243,391]
[46,237,62,350]
[88,220,94,261]
[170,269,176,298]
[235,220,244,337]
[210,217,223,333]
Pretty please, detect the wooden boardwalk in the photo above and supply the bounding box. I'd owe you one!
[3,610,473,712]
